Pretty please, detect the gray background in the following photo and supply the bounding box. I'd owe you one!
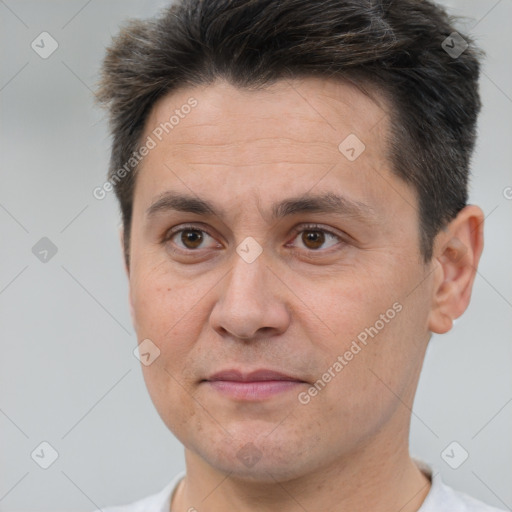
[0,0,511,510]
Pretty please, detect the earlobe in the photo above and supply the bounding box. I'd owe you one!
[428,205,484,334]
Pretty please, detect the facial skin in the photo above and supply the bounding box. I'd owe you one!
[124,77,484,512]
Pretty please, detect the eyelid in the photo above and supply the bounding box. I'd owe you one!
[163,223,219,246]
[163,222,347,254]
[286,223,347,252]
[288,223,344,241]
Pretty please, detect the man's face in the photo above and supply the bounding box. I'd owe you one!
[127,77,435,481]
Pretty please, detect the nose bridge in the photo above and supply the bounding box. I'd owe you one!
[224,202,270,297]
[225,244,269,307]
[209,243,290,340]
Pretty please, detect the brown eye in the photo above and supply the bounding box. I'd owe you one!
[301,230,325,250]
[290,225,341,252]
[179,229,204,249]
[163,224,222,256]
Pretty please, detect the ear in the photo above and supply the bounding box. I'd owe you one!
[428,205,484,334]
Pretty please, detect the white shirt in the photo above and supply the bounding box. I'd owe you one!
[94,460,507,512]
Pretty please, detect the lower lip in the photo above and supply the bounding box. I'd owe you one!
[205,380,304,400]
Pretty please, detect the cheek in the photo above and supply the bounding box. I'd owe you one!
[306,261,428,394]
[306,266,399,348]
[132,263,190,335]
[131,271,186,365]
[130,265,217,378]
[132,271,206,430]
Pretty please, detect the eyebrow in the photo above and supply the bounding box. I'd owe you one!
[145,191,376,223]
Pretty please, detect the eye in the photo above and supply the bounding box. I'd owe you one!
[163,225,220,252]
[162,223,346,256]
[288,224,344,252]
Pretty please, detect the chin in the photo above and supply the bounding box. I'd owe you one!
[189,430,321,483]
[211,456,308,484]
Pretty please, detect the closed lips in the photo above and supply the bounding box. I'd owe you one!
[205,369,306,383]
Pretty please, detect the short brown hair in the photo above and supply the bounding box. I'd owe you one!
[97,0,482,267]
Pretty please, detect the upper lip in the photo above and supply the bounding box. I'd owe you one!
[205,369,305,382]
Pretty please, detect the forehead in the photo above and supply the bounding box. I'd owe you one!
[133,76,414,227]
[144,76,389,155]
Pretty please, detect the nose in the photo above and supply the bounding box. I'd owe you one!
[209,248,291,341]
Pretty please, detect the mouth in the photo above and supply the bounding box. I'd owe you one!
[201,369,307,401]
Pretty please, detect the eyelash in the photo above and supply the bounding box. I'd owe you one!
[162,223,345,255]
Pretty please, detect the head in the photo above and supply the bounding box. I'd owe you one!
[97,0,484,482]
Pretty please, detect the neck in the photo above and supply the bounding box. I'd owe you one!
[171,439,431,512]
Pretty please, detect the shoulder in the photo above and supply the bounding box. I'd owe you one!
[91,471,185,512]
[415,460,507,512]
[433,481,508,512]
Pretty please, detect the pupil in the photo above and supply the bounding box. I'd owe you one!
[180,230,325,250]
[303,230,324,249]
[183,230,203,248]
